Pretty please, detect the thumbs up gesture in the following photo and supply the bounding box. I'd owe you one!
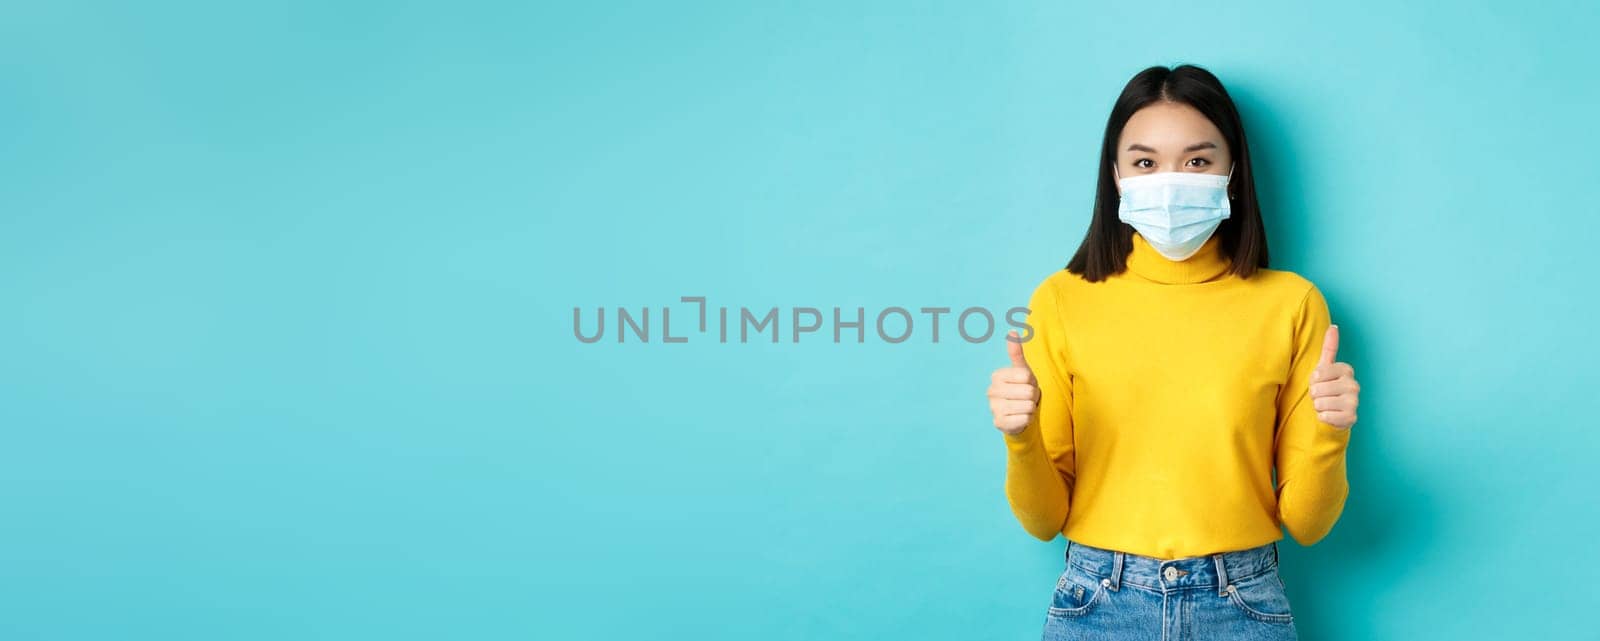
[1309,324,1361,429]
[988,331,1041,436]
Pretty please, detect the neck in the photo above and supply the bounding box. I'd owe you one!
[1125,231,1233,284]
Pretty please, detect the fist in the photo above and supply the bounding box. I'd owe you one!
[1310,324,1360,429]
[989,331,1041,436]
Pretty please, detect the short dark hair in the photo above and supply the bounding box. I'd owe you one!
[1065,64,1269,281]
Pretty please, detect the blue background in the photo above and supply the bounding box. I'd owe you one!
[3,1,1596,639]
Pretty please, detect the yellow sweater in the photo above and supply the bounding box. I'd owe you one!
[1003,230,1353,559]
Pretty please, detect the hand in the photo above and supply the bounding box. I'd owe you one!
[989,331,1041,436]
[1310,324,1360,429]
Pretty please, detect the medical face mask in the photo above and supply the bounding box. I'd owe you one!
[1115,163,1234,261]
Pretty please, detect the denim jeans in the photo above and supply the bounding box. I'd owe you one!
[1040,538,1298,641]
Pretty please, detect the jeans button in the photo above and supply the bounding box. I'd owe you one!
[1163,566,1178,581]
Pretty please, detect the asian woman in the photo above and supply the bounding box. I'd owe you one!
[985,64,1361,641]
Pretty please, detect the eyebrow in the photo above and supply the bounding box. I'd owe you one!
[1126,141,1218,153]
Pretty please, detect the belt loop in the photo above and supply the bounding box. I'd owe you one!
[1110,551,1124,591]
[1272,541,1279,565]
[1213,553,1230,597]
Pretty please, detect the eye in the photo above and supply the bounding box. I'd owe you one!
[1134,159,1154,169]
[1186,157,1211,167]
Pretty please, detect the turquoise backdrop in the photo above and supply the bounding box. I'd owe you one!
[3,2,1596,640]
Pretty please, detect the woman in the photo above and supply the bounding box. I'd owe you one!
[985,64,1361,641]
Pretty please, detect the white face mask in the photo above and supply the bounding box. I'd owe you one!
[1115,163,1234,261]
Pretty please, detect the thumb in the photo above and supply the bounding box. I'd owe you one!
[1319,324,1340,366]
[1006,331,1030,370]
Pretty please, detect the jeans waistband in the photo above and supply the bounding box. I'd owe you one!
[1064,538,1279,596]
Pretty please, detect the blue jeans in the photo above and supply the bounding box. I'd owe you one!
[1041,538,1299,640]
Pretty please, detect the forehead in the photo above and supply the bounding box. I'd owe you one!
[1119,102,1224,150]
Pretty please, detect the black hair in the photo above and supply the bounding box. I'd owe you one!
[1065,64,1269,281]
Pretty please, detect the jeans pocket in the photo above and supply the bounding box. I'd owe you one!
[1048,563,1107,618]
[1223,568,1295,624]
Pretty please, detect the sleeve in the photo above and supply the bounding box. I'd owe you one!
[1000,277,1076,541]
[1273,283,1355,546]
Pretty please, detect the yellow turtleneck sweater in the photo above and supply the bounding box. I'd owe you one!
[1003,230,1353,559]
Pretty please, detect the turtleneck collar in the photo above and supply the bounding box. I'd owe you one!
[1124,231,1233,284]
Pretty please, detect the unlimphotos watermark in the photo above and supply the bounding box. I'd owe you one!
[574,296,1034,344]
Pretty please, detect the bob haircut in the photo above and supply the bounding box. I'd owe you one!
[1066,64,1269,282]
